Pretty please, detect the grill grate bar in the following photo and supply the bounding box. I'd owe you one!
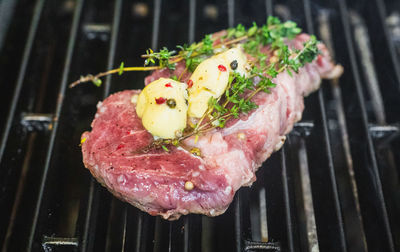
[258,188,269,242]
[265,0,273,17]
[0,0,46,163]
[2,133,38,251]
[303,0,348,251]
[134,212,144,252]
[235,193,243,252]
[104,0,123,98]
[298,139,320,252]
[375,0,400,90]
[201,216,213,252]
[228,0,235,27]
[244,240,281,251]
[41,237,79,251]
[42,237,79,246]
[168,222,173,252]
[20,113,53,132]
[0,0,18,51]
[104,200,122,252]
[81,178,97,252]
[26,0,84,250]
[81,0,124,250]
[121,208,128,252]
[151,0,162,50]
[153,218,163,252]
[369,124,400,148]
[350,11,386,124]
[280,147,295,252]
[188,0,196,44]
[337,0,395,250]
[183,217,190,252]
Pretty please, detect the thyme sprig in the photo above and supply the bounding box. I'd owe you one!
[69,17,321,154]
[69,64,160,88]
[155,34,319,149]
[143,47,177,70]
[70,16,303,88]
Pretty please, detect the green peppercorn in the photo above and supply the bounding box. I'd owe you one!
[166,98,176,108]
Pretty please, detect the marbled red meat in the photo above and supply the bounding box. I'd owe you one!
[81,33,342,220]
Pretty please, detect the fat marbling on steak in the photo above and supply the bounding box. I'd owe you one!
[81,33,343,220]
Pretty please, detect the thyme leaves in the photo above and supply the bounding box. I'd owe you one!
[69,17,321,153]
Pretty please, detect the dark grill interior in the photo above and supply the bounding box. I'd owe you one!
[0,0,400,251]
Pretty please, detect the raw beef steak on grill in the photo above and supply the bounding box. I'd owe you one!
[81,33,343,220]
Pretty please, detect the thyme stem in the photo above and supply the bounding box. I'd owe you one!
[70,34,250,88]
[69,66,160,88]
[178,66,188,81]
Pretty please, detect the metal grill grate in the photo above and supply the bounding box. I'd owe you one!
[0,0,399,251]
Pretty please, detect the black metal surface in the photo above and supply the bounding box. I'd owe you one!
[0,0,399,251]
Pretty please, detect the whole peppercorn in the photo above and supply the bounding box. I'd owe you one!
[166,98,176,108]
[230,60,238,70]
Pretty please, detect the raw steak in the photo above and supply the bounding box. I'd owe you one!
[81,33,342,220]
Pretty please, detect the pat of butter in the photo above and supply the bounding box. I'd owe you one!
[217,46,249,77]
[136,78,188,139]
[188,46,249,118]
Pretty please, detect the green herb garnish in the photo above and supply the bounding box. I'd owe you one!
[69,17,320,153]
[166,33,319,146]
[118,62,125,75]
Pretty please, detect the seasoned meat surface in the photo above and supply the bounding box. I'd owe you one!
[81,33,342,220]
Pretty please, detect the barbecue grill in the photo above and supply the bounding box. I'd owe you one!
[0,0,399,251]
